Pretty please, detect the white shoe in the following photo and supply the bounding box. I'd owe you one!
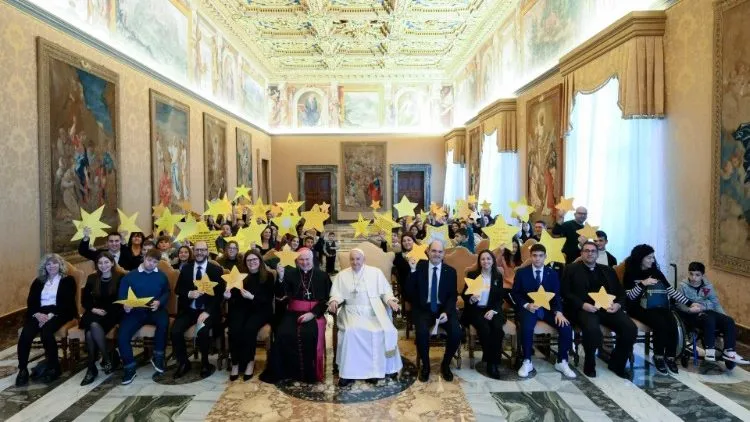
[518,359,534,378]
[723,351,750,364]
[705,348,716,362]
[555,360,577,379]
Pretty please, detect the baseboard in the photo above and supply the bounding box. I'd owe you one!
[0,308,25,322]
[736,324,750,345]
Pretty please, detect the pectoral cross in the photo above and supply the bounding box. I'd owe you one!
[304,290,312,300]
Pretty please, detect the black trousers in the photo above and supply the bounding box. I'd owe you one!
[628,306,678,358]
[413,307,461,368]
[171,309,214,364]
[17,308,66,370]
[227,310,270,369]
[325,255,336,273]
[574,308,637,371]
[465,308,504,364]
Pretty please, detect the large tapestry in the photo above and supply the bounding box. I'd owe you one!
[341,142,386,212]
[204,113,227,201]
[150,90,189,212]
[37,38,120,257]
[526,84,563,218]
[712,0,750,274]
[236,128,253,193]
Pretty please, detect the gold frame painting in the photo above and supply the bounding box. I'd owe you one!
[710,0,750,275]
[340,142,387,212]
[37,37,121,259]
[236,127,253,200]
[203,113,228,201]
[526,84,563,219]
[149,90,190,214]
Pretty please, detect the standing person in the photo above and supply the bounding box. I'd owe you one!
[172,241,225,379]
[80,252,123,385]
[552,207,588,263]
[16,254,77,387]
[594,231,617,267]
[406,240,461,383]
[324,231,339,274]
[260,248,331,383]
[79,228,135,270]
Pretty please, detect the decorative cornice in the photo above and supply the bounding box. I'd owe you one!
[559,11,667,76]
[513,65,560,96]
[477,98,517,121]
[443,127,467,140]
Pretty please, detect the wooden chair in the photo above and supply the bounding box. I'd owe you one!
[520,239,537,263]
[475,239,489,252]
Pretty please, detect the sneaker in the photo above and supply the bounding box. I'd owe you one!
[653,357,668,375]
[665,358,679,375]
[554,360,577,379]
[151,356,165,374]
[518,359,534,378]
[121,368,136,385]
[704,348,716,362]
[723,351,750,364]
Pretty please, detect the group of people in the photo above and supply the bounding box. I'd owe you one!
[14,204,747,389]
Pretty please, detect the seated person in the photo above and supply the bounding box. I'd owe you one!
[531,220,546,242]
[172,245,193,271]
[623,244,701,375]
[462,250,506,379]
[328,248,401,387]
[392,234,417,301]
[454,225,476,253]
[512,244,576,379]
[155,235,175,262]
[217,241,242,270]
[16,254,77,387]
[117,249,171,385]
[594,231,617,267]
[215,223,233,252]
[677,261,748,365]
[80,252,123,386]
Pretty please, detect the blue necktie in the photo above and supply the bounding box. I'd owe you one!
[534,270,544,318]
[430,266,438,313]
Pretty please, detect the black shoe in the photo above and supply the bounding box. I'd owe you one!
[42,366,62,384]
[654,357,668,375]
[440,364,454,382]
[386,372,399,381]
[15,368,29,387]
[487,363,501,379]
[584,360,597,378]
[151,356,166,374]
[101,360,113,375]
[418,368,430,382]
[229,374,239,381]
[607,362,631,379]
[81,368,98,386]
[338,378,355,387]
[173,361,192,379]
[366,378,379,385]
[200,363,212,378]
[121,367,136,385]
[665,358,679,375]
[243,372,253,381]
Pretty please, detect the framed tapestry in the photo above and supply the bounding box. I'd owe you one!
[203,113,227,201]
[37,37,120,258]
[526,84,563,218]
[711,0,750,274]
[236,128,253,198]
[340,142,386,212]
[149,90,190,213]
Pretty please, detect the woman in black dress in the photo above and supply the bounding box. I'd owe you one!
[80,252,123,385]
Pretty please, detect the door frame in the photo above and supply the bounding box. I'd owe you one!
[297,165,338,223]
[390,164,431,213]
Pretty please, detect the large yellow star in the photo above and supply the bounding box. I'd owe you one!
[406,242,429,262]
[194,273,218,296]
[233,184,252,202]
[483,222,518,251]
[174,214,200,242]
[114,287,153,308]
[350,213,371,239]
[319,202,331,214]
[429,202,442,214]
[510,198,535,222]
[372,211,400,234]
[270,204,283,217]
[393,195,418,219]
[117,209,141,237]
[154,208,184,235]
[467,194,478,205]
[417,209,429,221]
[433,206,447,220]
[527,285,556,310]
[229,219,265,251]
[454,200,473,221]
[277,245,300,267]
[278,193,304,216]
[302,209,330,232]
[250,198,270,222]
[71,205,112,246]
[222,266,248,291]
[577,222,600,240]
[370,200,381,211]
[464,275,487,296]
[556,197,575,213]
[152,203,167,218]
[588,287,616,309]
[424,224,451,247]
[539,231,566,264]
[212,194,233,217]
[272,210,302,238]
[480,200,492,212]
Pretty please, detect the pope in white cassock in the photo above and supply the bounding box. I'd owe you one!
[328,248,402,387]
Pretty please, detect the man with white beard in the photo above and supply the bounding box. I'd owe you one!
[328,248,402,387]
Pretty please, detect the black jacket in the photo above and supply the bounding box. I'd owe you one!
[551,220,584,263]
[407,261,458,316]
[461,269,505,324]
[175,261,226,316]
[81,272,123,317]
[26,275,78,322]
[392,252,412,299]
[78,240,137,271]
[561,262,626,311]
[227,271,274,317]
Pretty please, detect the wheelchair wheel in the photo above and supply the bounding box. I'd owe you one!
[672,311,687,358]
[681,354,689,368]
[725,360,736,371]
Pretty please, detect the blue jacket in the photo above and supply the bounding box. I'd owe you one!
[118,267,170,311]
[511,265,563,313]
[677,278,726,314]
[456,225,476,253]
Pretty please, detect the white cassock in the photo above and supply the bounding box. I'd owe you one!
[330,265,402,379]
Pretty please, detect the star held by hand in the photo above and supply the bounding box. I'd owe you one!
[556,197,575,213]
[154,208,184,236]
[350,213,371,239]
[222,266,248,291]
[276,245,301,267]
[115,287,153,308]
[393,195,418,219]
[464,275,486,296]
[302,209,330,232]
[233,185,252,202]
[539,231,566,264]
[510,198,535,222]
[588,287,616,309]
[527,285,555,310]
[71,205,112,246]
[577,222,600,240]
[194,273,218,296]
[406,242,429,262]
[117,209,142,238]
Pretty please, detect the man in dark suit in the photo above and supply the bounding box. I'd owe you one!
[172,241,225,378]
[561,241,636,378]
[512,244,576,379]
[552,206,588,263]
[406,240,460,382]
[79,228,136,270]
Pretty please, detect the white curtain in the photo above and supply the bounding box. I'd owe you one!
[443,149,467,207]
[479,132,519,219]
[565,78,666,263]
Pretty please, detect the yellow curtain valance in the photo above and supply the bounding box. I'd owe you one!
[559,11,666,133]
[479,99,518,152]
[443,128,466,165]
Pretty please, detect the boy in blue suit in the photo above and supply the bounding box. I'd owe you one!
[512,244,576,378]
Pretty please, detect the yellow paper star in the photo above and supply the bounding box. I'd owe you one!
[464,275,487,296]
[154,208,184,236]
[114,287,153,308]
[251,198,270,222]
[276,245,300,267]
[370,200,381,211]
[372,211,400,234]
[319,202,331,214]
[480,200,492,212]
[424,224,451,247]
[556,197,575,213]
[433,206,447,220]
[393,195,418,219]
[71,205,112,246]
[527,285,556,310]
[510,198,535,222]
[418,209,429,221]
[302,209,330,232]
[214,194,234,216]
[577,222,600,240]
[174,214,200,242]
[71,220,108,247]
[429,202,442,213]
[454,200,472,221]
[270,204,283,217]
[588,286,616,309]
[539,231,566,264]
[272,210,302,238]
[222,266,248,291]
[117,209,141,237]
[194,273,218,296]
[278,193,304,216]
[178,200,193,214]
[229,219,265,251]
[233,185,252,202]
[406,242,429,262]
[350,213,371,239]
[467,194,478,205]
[483,222,518,251]
[152,203,167,218]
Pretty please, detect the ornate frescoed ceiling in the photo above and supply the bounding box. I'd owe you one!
[204,0,519,82]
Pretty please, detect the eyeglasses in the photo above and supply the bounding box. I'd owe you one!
[582,249,598,253]
[194,248,208,252]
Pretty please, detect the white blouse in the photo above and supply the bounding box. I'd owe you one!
[40,274,61,307]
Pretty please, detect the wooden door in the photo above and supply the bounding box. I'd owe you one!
[303,172,332,212]
[396,171,425,212]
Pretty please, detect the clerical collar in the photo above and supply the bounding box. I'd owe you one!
[585,262,596,270]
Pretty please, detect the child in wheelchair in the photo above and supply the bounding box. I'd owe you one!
[677,262,748,367]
